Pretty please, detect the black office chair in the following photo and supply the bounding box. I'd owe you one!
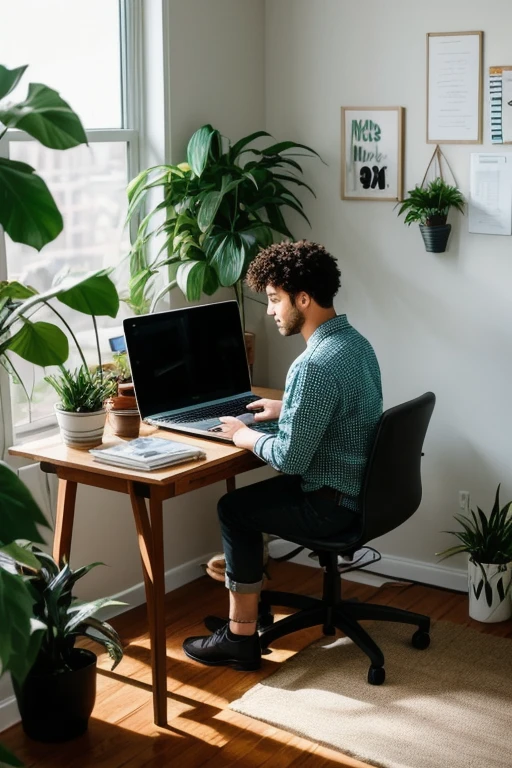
[257,391,436,685]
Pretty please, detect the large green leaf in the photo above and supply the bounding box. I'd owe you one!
[5,320,69,366]
[197,176,242,233]
[0,82,87,149]
[229,130,272,161]
[0,569,37,683]
[0,157,63,251]
[0,64,27,101]
[57,273,119,318]
[187,124,221,177]
[0,464,49,545]
[261,140,322,159]
[176,261,210,301]
[208,232,247,287]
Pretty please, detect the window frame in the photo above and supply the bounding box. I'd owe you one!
[0,0,142,446]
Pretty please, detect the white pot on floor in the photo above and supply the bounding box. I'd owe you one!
[468,560,512,623]
[55,405,107,449]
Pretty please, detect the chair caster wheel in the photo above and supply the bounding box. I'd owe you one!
[368,665,385,685]
[412,629,430,650]
[323,624,336,636]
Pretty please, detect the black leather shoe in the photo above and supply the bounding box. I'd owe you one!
[183,624,261,670]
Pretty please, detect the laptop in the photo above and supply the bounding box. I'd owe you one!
[123,301,260,442]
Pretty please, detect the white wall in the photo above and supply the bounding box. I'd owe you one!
[264,0,512,582]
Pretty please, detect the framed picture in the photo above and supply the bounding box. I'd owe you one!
[427,31,483,144]
[341,106,404,201]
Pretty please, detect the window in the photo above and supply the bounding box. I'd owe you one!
[0,0,140,436]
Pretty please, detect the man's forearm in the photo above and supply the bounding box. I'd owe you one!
[232,426,263,451]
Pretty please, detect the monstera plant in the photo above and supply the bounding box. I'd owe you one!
[0,63,87,250]
[124,124,321,326]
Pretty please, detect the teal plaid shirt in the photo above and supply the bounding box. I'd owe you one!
[253,315,382,503]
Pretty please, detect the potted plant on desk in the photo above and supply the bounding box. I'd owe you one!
[104,351,141,439]
[396,177,465,253]
[436,485,512,622]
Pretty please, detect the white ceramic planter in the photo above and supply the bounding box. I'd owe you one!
[55,405,107,449]
[468,559,512,623]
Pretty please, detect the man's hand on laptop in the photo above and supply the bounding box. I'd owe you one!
[216,417,261,450]
[246,398,282,422]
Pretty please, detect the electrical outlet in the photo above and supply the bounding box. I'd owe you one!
[459,490,470,513]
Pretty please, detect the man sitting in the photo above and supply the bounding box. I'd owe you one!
[183,240,383,670]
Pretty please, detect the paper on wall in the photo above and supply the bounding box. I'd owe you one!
[468,153,512,235]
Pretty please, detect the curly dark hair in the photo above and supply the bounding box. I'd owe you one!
[245,240,341,308]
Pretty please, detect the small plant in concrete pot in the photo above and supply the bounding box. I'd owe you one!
[45,365,116,449]
[12,548,124,742]
[437,485,512,622]
[397,177,465,253]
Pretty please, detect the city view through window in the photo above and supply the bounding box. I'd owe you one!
[1,1,135,430]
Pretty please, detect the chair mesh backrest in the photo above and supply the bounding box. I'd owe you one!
[360,392,436,542]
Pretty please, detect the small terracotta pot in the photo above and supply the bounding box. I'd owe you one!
[108,411,141,439]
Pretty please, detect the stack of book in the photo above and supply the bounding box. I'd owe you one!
[89,437,206,471]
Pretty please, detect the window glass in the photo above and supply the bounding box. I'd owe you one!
[7,141,131,429]
[0,0,122,129]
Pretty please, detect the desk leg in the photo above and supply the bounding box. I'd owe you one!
[53,478,77,565]
[226,477,236,493]
[128,483,168,727]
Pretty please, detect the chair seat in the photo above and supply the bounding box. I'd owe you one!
[282,526,362,554]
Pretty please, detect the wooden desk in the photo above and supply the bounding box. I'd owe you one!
[9,387,279,727]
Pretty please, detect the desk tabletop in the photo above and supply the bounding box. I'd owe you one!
[8,387,281,486]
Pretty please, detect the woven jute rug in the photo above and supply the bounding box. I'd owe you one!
[230,621,512,768]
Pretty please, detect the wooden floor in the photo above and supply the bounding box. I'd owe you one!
[3,561,512,768]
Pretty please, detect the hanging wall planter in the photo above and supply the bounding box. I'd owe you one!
[396,146,465,253]
[419,223,452,253]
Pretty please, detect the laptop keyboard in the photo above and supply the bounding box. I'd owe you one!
[155,395,259,425]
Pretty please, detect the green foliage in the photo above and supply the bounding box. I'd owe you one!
[124,124,321,321]
[0,63,87,251]
[112,351,131,382]
[436,485,512,566]
[17,550,125,675]
[396,177,465,227]
[45,365,116,413]
[0,270,119,405]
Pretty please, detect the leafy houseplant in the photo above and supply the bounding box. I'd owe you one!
[12,548,124,742]
[124,124,321,326]
[437,485,512,622]
[45,365,117,412]
[0,63,87,251]
[397,177,465,253]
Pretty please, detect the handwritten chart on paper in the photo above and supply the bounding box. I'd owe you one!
[468,153,512,235]
[489,66,512,144]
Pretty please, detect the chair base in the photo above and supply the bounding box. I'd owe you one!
[258,588,430,683]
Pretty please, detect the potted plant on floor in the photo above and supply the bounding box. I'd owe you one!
[436,485,512,622]
[12,546,124,743]
[123,123,322,331]
[396,177,465,253]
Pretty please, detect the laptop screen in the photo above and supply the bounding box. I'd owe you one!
[123,302,252,419]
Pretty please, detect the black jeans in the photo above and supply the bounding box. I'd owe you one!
[218,474,358,593]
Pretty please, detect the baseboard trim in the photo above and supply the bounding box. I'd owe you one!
[287,547,467,592]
